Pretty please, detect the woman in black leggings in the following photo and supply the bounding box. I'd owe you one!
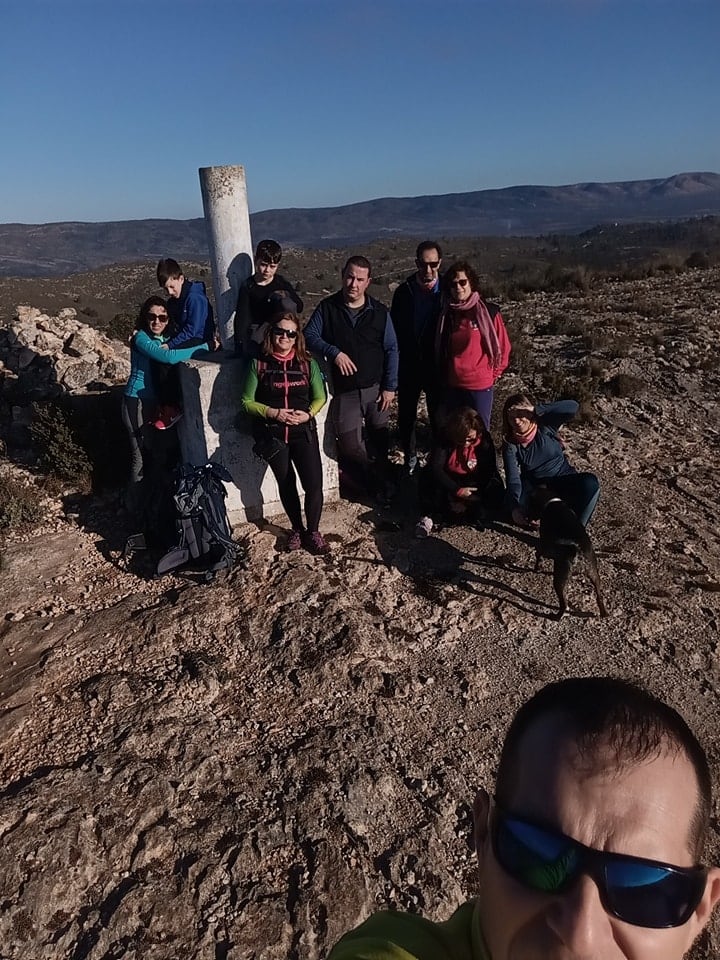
[241,310,330,554]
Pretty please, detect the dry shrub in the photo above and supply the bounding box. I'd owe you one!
[685,250,710,269]
[602,374,644,398]
[540,368,600,419]
[0,470,45,529]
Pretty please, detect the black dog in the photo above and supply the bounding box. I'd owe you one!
[530,487,607,619]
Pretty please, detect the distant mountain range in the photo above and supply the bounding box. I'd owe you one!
[1,172,719,277]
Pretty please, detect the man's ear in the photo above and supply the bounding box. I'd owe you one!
[472,788,491,858]
[689,866,720,940]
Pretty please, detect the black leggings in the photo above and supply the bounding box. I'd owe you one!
[267,433,324,532]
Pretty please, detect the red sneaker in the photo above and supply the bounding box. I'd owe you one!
[153,405,183,430]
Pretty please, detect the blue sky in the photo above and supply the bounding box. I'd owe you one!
[1,0,718,223]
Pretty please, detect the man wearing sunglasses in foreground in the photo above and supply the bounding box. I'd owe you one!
[329,676,720,959]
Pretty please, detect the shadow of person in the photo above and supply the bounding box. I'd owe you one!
[220,252,253,351]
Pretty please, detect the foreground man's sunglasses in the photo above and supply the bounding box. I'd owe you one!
[492,806,707,928]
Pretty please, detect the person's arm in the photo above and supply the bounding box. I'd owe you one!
[380,312,399,392]
[166,288,207,347]
[389,284,408,352]
[280,276,304,315]
[133,330,210,364]
[535,399,579,430]
[429,445,461,493]
[307,359,327,417]
[502,440,523,508]
[304,305,340,362]
[493,310,512,378]
[239,360,271,419]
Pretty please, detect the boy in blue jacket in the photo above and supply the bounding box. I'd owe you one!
[154,258,217,427]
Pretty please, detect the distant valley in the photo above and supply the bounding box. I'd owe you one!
[1,171,720,277]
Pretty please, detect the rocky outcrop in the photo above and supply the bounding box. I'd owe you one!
[0,305,130,399]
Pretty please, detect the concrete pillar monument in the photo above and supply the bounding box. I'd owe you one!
[198,164,254,349]
[176,164,339,526]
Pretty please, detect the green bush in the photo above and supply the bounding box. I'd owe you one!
[30,401,93,490]
[106,312,135,343]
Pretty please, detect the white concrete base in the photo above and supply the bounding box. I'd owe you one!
[176,351,339,526]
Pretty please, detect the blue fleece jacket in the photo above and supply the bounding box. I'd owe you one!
[124,331,212,400]
[167,279,215,347]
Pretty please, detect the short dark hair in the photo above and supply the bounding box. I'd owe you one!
[342,255,372,277]
[156,258,183,286]
[416,240,442,260]
[443,260,480,296]
[443,406,486,447]
[135,295,167,332]
[496,676,712,857]
[255,239,282,264]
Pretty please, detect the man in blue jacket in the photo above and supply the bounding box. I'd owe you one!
[305,256,398,499]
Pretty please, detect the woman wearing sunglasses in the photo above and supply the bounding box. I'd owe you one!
[240,310,330,554]
[435,260,511,430]
[122,295,211,525]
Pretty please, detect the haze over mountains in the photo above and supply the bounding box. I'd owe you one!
[1,171,719,277]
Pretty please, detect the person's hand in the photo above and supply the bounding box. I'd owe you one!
[334,352,357,376]
[456,487,476,499]
[512,506,539,529]
[377,390,395,412]
[286,410,310,425]
[160,343,169,350]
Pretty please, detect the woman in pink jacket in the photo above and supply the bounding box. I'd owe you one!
[435,260,511,429]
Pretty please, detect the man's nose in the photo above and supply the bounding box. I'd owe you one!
[545,874,612,956]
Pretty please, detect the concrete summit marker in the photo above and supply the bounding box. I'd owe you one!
[177,164,338,526]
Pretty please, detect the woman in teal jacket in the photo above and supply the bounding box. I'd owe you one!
[121,295,210,521]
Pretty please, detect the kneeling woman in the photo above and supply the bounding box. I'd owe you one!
[241,312,330,554]
[417,407,504,533]
[502,394,600,528]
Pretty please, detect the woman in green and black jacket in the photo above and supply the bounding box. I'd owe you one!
[241,311,330,554]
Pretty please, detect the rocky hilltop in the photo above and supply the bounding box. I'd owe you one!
[1,267,720,958]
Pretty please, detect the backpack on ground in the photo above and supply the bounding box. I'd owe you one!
[156,461,244,580]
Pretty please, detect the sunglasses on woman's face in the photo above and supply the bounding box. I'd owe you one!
[273,327,297,340]
[491,806,707,929]
[149,314,168,323]
[450,278,469,288]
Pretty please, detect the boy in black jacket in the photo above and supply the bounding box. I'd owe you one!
[233,239,303,356]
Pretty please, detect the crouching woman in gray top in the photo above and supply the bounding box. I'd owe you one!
[502,393,600,528]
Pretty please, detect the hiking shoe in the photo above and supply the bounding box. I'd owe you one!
[153,405,183,430]
[414,516,433,539]
[304,531,331,555]
[286,529,303,552]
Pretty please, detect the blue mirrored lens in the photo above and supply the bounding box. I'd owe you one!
[497,817,578,892]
